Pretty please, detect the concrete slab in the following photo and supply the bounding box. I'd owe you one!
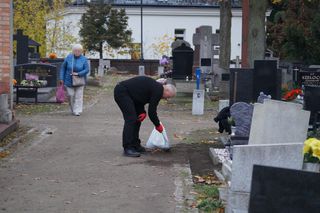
[0,119,19,141]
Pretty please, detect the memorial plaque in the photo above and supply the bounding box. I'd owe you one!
[298,68,320,87]
[14,63,58,87]
[249,165,320,213]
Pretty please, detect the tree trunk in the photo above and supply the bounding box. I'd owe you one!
[99,42,103,59]
[218,0,232,98]
[248,0,268,67]
[219,0,232,71]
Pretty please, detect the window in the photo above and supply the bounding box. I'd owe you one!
[174,29,186,41]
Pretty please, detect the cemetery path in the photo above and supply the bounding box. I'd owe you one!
[0,84,215,213]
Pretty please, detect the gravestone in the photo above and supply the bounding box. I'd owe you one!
[14,64,58,87]
[249,165,320,213]
[230,102,254,137]
[226,143,304,213]
[249,99,310,145]
[297,68,320,87]
[13,29,29,65]
[98,59,110,77]
[218,99,229,112]
[229,68,254,105]
[172,44,194,79]
[192,89,204,115]
[253,60,282,101]
[193,26,215,74]
[138,65,145,76]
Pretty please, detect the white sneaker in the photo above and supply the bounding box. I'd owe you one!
[73,112,80,116]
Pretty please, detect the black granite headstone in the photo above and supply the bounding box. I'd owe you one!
[14,29,29,65]
[249,165,320,213]
[229,68,254,105]
[172,44,194,79]
[14,63,58,87]
[304,85,320,127]
[298,68,320,87]
[253,60,282,101]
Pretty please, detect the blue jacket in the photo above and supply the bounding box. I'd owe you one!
[60,54,89,87]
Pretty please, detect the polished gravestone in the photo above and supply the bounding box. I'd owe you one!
[253,60,282,101]
[229,68,254,105]
[14,63,58,87]
[249,165,320,213]
[297,68,320,87]
[172,44,194,79]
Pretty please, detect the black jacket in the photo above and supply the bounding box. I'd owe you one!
[120,76,164,126]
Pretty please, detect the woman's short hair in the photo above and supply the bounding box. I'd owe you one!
[72,44,83,51]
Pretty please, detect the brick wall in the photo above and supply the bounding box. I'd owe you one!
[0,1,11,94]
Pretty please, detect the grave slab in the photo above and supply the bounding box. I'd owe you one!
[230,143,304,193]
[227,190,250,213]
[249,99,310,145]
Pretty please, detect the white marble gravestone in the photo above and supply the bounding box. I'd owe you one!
[249,99,310,145]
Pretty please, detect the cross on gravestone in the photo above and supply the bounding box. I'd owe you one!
[13,29,29,65]
[193,26,215,74]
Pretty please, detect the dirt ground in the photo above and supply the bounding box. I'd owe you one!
[0,74,223,213]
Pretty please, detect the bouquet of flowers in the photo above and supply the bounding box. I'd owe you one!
[303,138,320,163]
[20,80,47,87]
[283,88,302,101]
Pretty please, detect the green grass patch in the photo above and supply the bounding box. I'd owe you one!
[194,185,224,213]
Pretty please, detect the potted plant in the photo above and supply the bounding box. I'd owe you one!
[303,138,320,172]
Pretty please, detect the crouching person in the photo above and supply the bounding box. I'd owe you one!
[114,76,177,157]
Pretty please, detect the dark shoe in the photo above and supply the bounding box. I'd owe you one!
[135,145,147,153]
[124,148,141,157]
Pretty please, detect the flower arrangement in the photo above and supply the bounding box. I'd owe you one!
[20,80,47,87]
[283,88,302,101]
[303,138,320,163]
[48,53,57,59]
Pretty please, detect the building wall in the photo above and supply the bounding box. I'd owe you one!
[55,6,242,60]
[0,0,12,94]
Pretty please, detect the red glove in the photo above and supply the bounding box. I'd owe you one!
[137,113,147,122]
[156,124,164,133]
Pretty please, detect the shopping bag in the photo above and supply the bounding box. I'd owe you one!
[146,124,170,150]
[56,85,65,103]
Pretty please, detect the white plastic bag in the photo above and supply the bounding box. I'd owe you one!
[146,125,170,150]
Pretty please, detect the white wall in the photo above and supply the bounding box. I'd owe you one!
[54,6,242,60]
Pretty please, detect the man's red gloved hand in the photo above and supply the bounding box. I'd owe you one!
[137,113,147,122]
[156,124,164,133]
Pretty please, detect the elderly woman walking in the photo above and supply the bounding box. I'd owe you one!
[60,44,89,116]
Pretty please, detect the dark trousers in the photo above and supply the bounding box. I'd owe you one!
[114,84,144,149]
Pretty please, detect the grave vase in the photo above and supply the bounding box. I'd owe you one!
[303,163,320,173]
